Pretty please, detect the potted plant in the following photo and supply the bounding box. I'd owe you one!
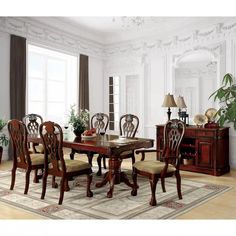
[68,105,89,136]
[209,73,236,129]
[0,118,9,164]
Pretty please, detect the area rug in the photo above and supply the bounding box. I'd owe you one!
[0,169,231,219]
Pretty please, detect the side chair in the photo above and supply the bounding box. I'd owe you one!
[131,119,185,206]
[8,119,45,194]
[39,121,93,205]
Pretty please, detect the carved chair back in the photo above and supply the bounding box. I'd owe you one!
[8,119,30,166]
[119,114,139,138]
[39,121,64,174]
[23,113,43,134]
[91,113,109,134]
[163,119,185,167]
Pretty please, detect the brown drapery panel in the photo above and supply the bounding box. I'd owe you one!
[10,34,26,120]
[79,54,89,110]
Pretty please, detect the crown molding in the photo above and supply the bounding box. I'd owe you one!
[104,21,236,57]
[1,17,236,60]
[0,17,104,58]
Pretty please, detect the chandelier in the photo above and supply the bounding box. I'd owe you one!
[112,16,158,28]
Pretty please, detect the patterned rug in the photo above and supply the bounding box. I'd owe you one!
[0,169,231,219]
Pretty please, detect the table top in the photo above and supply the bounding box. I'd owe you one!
[28,133,154,156]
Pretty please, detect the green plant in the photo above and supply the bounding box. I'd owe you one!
[68,105,89,133]
[0,118,9,146]
[209,73,236,129]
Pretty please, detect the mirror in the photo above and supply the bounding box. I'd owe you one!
[174,50,217,120]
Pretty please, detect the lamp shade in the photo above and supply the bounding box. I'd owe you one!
[162,93,177,108]
[176,96,187,108]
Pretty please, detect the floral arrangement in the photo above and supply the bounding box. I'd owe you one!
[68,105,89,135]
[0,118,9,147]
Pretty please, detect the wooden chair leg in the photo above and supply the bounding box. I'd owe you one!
[86,173,93,197]
[103,156,107,169]
[161,177,166,192]
[87,152,94,166]
[52,175,58,188]
[175,171,182,199]
[24,169,31,194]
[10,167,17,190]
[70,149,75,160]
[41,172,48,200]
[149,175,158,206]
[97,155,102,176]
[58,177,65,205]
[33,169,39,183]
[131,170,138,196]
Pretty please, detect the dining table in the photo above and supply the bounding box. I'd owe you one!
[28,132,154,198]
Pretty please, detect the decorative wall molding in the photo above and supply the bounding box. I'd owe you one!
[1,17,236,60]
[0,17,104,58]
[104,21,236,57]
[172,44,224,67]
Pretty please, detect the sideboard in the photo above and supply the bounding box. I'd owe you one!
[156,125,230,176]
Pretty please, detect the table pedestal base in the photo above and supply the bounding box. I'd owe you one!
[95,157,134,198]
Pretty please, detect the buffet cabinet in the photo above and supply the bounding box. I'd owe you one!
[156,125,230,176]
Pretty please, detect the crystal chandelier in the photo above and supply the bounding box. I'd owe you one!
[112,16,157,28]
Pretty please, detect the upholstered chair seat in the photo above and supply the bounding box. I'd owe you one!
[133,160,176,174]
[49,160,91,173]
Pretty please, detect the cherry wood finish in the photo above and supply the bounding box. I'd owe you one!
[29,133,153,198]
[156,125,230,176]
[7,119,44,194]
[132,119,185,206]
[97,114,139,176]
[39,121,93,205]
[70,113,109,174]
[23,113,43,154]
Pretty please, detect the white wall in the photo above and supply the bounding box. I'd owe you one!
[103,27,236,169]
[0,32,10,161]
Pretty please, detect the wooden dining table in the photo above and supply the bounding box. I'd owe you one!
[28,132,154,198]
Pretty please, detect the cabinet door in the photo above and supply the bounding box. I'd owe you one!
[196,140,213,168]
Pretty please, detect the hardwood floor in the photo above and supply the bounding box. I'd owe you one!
[0,151,235,219]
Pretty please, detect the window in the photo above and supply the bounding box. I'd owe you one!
[27,44,77,124]
[109,76,120,131]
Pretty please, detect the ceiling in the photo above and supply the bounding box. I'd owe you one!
[31,16,236,45]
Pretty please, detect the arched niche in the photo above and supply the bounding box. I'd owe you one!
[172,48,221,120]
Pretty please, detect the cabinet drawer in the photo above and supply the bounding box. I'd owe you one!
[196,130,216,137]
[185,129,196,137]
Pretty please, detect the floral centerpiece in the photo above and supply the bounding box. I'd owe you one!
[68,105,89,136]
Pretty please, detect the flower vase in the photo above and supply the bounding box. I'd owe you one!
[73,130,83,142]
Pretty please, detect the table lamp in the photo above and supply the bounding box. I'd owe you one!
[176,96,189,125]
[162,93,177,120]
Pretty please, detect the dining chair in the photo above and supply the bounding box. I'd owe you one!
[8,119,45,194]
[97,114,139,176]
[23,113,44,154]
[70,113,109,174]
[39,121,93,205]
[131,119,185,206]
